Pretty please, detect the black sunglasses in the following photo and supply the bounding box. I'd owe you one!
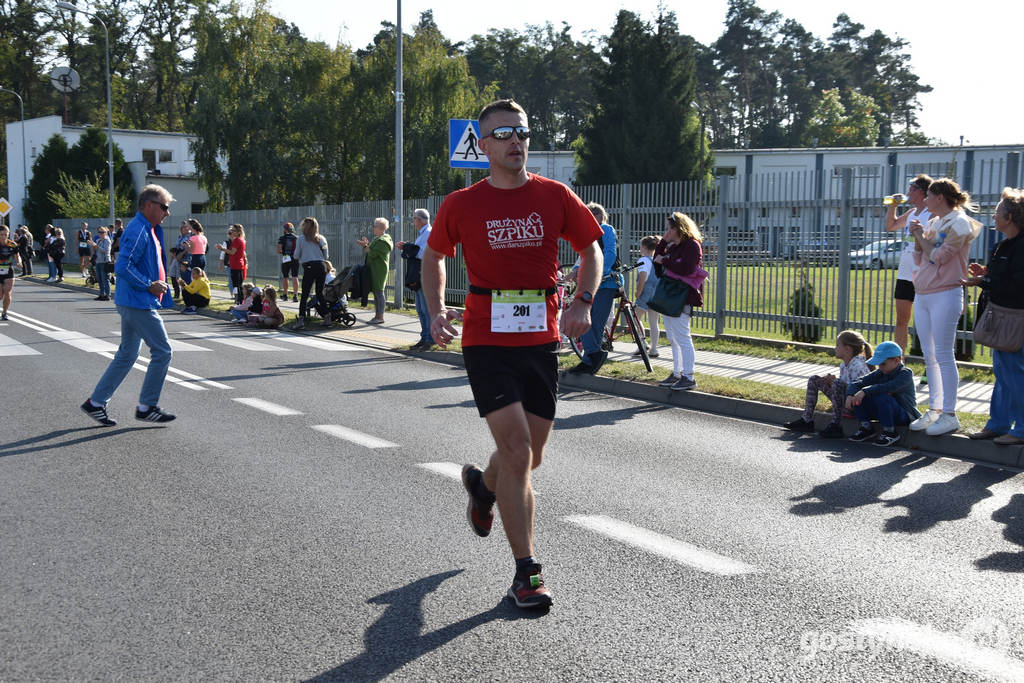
[485,126,530,141]
[149,199,170,213]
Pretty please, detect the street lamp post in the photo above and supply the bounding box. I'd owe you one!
[56,1,114,226]
[0,86,27,208]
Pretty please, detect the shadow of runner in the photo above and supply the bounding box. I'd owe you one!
[789,454,935,516]
[882,465,1018,533]
[554,404,668,430]
[0,426,160,458]
[307,569,543,682]
[976,493,1024,572]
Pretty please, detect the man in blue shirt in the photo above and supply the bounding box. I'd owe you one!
[399,207,434,350]
[81,184,177,426]
[570,202,623,374]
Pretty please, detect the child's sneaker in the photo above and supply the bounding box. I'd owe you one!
[874,430,901,447]
[818,422,844,439]
[849,426,875,441]
[783,417,815,432]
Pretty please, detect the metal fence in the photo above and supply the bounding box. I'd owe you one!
[54,155,1022,362]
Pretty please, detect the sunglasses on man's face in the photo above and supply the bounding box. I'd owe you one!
[484,126,530,141]
[149,199,170,213]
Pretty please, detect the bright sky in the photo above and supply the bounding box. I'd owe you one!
[268,0,1023,147]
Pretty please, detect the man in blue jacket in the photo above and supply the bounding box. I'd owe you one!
[569,202,622,374]
[81,184,177,426]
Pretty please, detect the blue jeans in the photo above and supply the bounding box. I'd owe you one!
[986,347,1024,438]
[190,253,206,273]
[581,287,618,358]
[90,305,172,407]
[230,308,249,321]
[97,263,111,297]
[414,287,431,343]
[47,258,56,279]
[854,393,911,430]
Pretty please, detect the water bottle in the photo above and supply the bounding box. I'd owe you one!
[883,193,908,205]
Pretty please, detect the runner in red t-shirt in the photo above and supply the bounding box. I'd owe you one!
[423,99,602,609]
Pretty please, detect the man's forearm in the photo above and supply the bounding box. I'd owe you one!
[421,247,447,317]
[575,242,602,295]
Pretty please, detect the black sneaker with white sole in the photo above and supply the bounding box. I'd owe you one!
[849,426,875,441]
[135,406,176,423]
[80,399,116,426]
[874,430,901,447]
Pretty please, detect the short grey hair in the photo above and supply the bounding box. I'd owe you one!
[413,208,430,222]
[137,184,173,209]
[586,202,608,224]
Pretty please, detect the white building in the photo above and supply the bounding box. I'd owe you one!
[4,115,209,228]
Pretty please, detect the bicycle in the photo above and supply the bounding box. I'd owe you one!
[561,262,652,372]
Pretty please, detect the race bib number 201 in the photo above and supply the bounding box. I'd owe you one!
[490,289,547,333]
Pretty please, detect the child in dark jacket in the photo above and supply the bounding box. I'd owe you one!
[845,341,922,446]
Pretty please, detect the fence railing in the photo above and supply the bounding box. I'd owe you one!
[53,156,1023,363]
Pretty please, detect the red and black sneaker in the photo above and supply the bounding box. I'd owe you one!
[508,563,553,609]
[461,463,495,537]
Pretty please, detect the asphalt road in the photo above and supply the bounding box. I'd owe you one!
[2,280,1024,681]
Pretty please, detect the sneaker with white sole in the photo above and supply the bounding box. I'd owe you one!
[80,399,116,426]
[135,405,176,423]
[908,410,940,432]
[925,413,960,436]
[671,376,697,391]
[507,563,552,609]
[658,374,680,387]
[874,430,901,447]
[461,463,495,537]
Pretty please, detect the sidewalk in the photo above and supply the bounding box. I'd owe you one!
[234,285,993,416]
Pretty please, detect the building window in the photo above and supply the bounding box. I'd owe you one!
[727,207,740,218]
[159,150,173,163]
[191,203,205,214]
[142,149,156,170]
[31,146,37,158]
[832,164,880,178]
[714,166,737,176]
[791,207,800,217]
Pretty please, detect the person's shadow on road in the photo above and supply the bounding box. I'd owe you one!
[789,454,934,516]
[0,426,160,458]
[882,464,1017,534]
[306,569,544,682]
[976,492,1024,572]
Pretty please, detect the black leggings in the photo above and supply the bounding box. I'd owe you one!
[299,261,326,318]
[54,256,64,279]
[230,269,245,304]
[182,291,210,309]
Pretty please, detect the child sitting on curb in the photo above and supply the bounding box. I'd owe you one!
[179,267,210,314]
[247,285,284,328]
[784,329,873,438]
[229,283,255,323]
[844,341,922,446]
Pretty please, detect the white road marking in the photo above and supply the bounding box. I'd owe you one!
[312,425,398,449]
[565,515,759,575]
[0,332,41,356]
[97,351,205,392]
[245,330,360,352]
[232,397,302,416]
[416,462,464,480]
[6,311,62,331]
[112,331,211,353]
[851,618,1024,681]
[180,330,288,351]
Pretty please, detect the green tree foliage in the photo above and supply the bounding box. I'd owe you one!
[24,134,69,232]
[47,170,132,217]
[574,11,708,184]
[802,88,880,147]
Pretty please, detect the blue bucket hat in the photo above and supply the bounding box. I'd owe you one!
[867,340,903,366]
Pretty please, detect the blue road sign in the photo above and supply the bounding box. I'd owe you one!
[449,119,489,169]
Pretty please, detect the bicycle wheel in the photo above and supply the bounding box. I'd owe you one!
[622,303,652,372]
[567,335,586,360]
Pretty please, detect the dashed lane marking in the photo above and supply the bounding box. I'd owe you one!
[232,397,302,416]
[311,425,399,449]
[416,462,463,480]
[565,514,759,575]
[850,618,1024,681]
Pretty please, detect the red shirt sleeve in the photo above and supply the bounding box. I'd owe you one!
[559,185,602,251]
[427,193,460,257]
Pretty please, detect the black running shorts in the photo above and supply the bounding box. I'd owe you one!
[462,342,559,420]
[893,278,915,302]
[281,259,299,278]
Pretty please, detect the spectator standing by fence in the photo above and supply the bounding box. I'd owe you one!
[292,217,330,330]
[92,226,112,301]
[16,226,32,276]
[188,219,207,274]
[277,222,300,302]
[907,178,981,437]
[357,217,392,325]
[654,212,705,391]
[216,224,247,304]
[398,208,433,349]
[48,228,66,282]
[885,174,933,353]
[75,222,91,278]
[964,187,1024,445]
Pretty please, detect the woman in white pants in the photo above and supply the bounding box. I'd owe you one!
[653,212,704,391]
[908,177,981,436]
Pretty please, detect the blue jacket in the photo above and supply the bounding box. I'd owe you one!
[114,211,174,310]
[846,363,922,420]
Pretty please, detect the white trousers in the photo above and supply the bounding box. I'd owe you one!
[914,287,963,414]
[663,311,694,378]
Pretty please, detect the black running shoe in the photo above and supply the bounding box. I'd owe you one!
[461,463,495,537]
[568,361,595,375]
[874,430,901,447]
[80,399,116,426]
[818,422,844,439]
[849,426,875,441]
[135,406,176,423]
[783,417,815,432]
[508,563,552,609]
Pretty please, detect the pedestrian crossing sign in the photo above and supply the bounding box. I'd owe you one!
[449,119,489,169]
[0,197,11,217]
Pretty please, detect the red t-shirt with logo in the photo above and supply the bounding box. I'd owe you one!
[428,174,602,347]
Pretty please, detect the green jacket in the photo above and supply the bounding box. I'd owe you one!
[367,234,393,290]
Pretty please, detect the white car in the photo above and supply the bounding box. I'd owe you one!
[849,240,902,269]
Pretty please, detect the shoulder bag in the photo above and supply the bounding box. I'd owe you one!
[973,300,1024,352]
[648,276,690,317]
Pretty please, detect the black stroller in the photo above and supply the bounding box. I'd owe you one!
[310,265,358,327]
[84,253,99,287]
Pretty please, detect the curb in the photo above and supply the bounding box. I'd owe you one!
[28,277,1022,469]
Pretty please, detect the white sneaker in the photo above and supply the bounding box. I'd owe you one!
[909,410,940,431]
[46,277,55,282]
[926,413,960,436]
[648,346,660,357]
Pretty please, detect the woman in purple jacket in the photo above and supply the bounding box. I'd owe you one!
[653,212,704,391]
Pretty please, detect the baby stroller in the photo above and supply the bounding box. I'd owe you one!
[310,264,358,327]
[84,254,99,287]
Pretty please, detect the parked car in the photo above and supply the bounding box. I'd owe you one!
[849,240,902,269]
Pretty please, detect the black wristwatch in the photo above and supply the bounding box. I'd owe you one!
[575,290,593,306]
